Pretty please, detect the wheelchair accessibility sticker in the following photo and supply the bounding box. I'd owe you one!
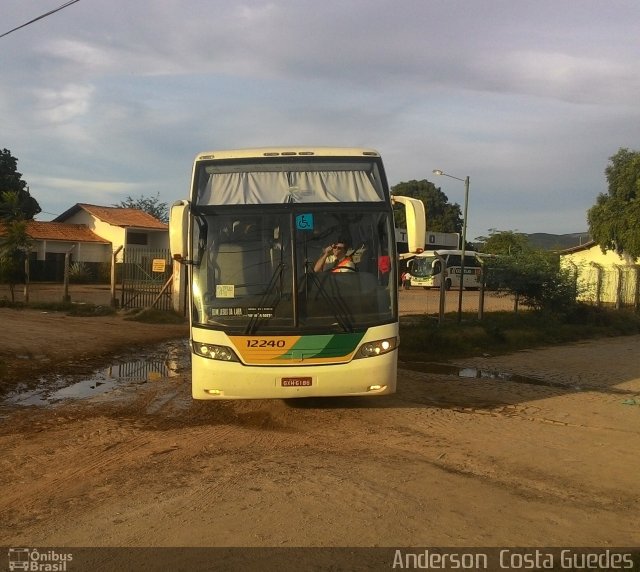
[295,214,314,231]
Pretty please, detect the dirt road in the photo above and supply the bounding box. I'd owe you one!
[0,306,639,568]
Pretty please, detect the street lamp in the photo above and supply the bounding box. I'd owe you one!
[433,169,470,323]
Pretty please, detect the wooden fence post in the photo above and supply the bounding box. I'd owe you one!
[615,265,623,310]
[590,262,603,307]
[111,245,123,308]
[437,253,446,325]
[23,256,30,304]
[62,247,73,303]
[478,261,485,321]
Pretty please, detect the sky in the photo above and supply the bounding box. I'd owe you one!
[2,0,639,241]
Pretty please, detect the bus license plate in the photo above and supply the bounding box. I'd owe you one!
[281,377,312,387]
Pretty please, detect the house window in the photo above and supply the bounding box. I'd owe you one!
[127,232,148,245]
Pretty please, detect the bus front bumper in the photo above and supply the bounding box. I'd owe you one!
[191,350,398,400]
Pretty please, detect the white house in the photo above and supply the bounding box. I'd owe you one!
[54,203,168,255]
[1,204,169,282]
[560,240,639,307]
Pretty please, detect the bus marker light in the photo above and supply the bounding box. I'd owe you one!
[368,385,386,392]
[204,389,223,396]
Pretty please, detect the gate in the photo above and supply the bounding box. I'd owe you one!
[120,248,173,310]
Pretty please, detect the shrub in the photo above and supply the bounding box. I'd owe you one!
[484,249,581,314]
[68,262,93,284]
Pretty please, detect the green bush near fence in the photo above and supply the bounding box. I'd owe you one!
[484,249,581,313]
[399,304,640,361]
[68,262,93,284]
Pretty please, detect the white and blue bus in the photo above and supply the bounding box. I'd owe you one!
[170,147,424,399]
[408,249,482,290]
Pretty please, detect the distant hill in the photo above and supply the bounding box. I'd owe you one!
[525,232,591,251]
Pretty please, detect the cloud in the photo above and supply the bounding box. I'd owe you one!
[29,175,157,218]
[43,38,115,71]
[477,51,640,105]
[29,175,147,196]
[2,0,640,237]
[32,83,94,124]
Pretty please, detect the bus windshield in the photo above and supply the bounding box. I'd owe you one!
[411,256,437,277]
[190,206,396,333]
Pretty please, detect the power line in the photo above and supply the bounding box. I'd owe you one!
[0,0,81,39]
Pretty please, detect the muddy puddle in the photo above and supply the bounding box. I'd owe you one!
[5,346,628,410]
[3,340,190,408]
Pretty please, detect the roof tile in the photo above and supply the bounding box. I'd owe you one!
[55,203,168,229]
[0,221,110,243]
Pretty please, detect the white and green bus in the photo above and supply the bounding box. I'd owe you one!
[408,249,482,290]
[170,147,425,399]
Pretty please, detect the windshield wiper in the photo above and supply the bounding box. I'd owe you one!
[244,262,286,335]
[303,264,354,333]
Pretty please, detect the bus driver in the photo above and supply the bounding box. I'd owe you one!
[313,238,356,273]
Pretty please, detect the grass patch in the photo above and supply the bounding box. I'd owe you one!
[0,299,116,316]
[66,304,116,317]
[399,304,640,361]
[1,298,183,322]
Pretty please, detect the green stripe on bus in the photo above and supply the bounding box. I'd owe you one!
[278,332,365,359]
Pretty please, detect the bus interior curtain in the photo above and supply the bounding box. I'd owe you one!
[199,172,289,205]
[293,171,383,202]
[198,171,383,205]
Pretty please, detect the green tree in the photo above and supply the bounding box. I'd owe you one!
[114,192,168,223]
[0,148,41,220]
[0,192,32,302]
[475,229,531,255]
[484,248,578,313]
[391,179,462,233]
[587,148,640,260]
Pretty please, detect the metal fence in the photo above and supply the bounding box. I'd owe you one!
[7,253,639,315]
[398,287,516,317]
[120,248,173,310]
[576,263,640,309]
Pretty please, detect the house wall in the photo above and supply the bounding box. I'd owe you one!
[62,211,128,250]
[561,245,631,267]
[32,240,111,263]
[62,211,168,253]
[561,245,639,306]
[125,229,169,249]
[146,230,169,249]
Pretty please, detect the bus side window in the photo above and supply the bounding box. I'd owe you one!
[433,260,441,274]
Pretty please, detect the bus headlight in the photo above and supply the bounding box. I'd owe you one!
[355,337,398,359]
[192,341,239,362]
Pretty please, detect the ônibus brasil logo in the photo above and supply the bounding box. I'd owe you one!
[8,548,73,572]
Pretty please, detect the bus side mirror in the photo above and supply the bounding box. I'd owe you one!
[169,200,190,261]
[391,195,426,254]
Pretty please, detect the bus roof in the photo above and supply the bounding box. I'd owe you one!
[194,147,381,162]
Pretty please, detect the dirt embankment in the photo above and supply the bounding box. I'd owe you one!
[0,307,187,388]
